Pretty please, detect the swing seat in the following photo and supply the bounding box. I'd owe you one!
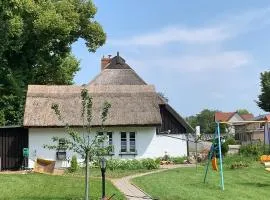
[212,157,218,171]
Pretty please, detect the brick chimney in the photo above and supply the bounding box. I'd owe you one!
[101,55,111,71]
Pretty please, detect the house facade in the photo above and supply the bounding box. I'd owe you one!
[214,112,254,134]
[234,114,270,145]
[24,53,193,168]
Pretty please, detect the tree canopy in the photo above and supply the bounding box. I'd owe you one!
[257,71,270,112]
[0,0,106,126]
[236,109,250,115]
[186,109,216,134]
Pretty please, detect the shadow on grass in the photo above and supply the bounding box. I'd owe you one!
[240,182,270,187]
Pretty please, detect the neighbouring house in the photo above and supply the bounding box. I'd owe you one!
[234,114,270,144]
[23,53,193,168]
[214,112,254,134]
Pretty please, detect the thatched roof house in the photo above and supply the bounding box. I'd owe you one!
[24,53,192,167]
[24,53,192,133]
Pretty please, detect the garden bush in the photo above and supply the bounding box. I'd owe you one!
[170,156,186,164]
[69,155,79,172]
[142,158,159,169]
[239,143,264,158]
[223,154,257,169]
[221,137,237,156]
[230,161,249,169]
[106,158,159,171]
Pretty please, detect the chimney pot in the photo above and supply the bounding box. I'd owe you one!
[101,56,111,71]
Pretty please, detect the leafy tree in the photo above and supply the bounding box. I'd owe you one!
[236,109,250,115]
[257,71,270,112]
[45,88,111,200]
[0,0,106,125]
[186,109,226,134]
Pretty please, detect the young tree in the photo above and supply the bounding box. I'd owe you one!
[0,0,106,125]
[45,88,111,200]
[257,71,270,112]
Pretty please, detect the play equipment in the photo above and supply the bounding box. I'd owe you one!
[33,158,56,174]
[211,157,218,171]
[203,122,225,190]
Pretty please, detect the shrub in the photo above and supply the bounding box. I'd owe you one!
[141,158,159,170]
[239,144,264,158]
[221,137,236,156]
[106,158,159,171]
[170,156,186,164]
[230,161,249,169]
[223,154,257,169]
[69,155,78,173]
[155,157,161,164]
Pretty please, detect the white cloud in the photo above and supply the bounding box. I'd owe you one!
[109,7,270,46]
[170,51,251,71]
[129,51,252,72]
[110,26,229,46]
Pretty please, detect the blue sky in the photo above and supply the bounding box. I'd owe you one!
[72,0,270,117]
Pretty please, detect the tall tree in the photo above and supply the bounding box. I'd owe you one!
[257,71,270,112]
[236,109,250,115]
[0,0,106,125]
[186,109,227,134]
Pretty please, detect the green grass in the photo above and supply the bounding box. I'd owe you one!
[66,167,157,178]
[132,163,270,200]
[0,173,125,200]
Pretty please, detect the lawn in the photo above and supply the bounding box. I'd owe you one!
[0,173,125,200]
[132,163,270,200]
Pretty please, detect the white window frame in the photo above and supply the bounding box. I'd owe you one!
[96,131,113,149]
[120,131,137,153]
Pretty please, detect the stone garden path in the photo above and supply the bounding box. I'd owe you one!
[111,164,195,200]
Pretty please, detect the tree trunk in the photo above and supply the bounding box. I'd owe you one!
[85,151,90,200]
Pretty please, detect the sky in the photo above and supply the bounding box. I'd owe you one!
[72,0,270,117]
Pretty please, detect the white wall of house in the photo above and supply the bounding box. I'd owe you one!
[28,127,187,168]
[227,113,244,134]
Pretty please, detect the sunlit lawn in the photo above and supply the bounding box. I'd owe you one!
[0,173,125,200]
[133,164,270,200]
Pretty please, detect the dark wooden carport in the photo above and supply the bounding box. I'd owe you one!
[0,126,28,170]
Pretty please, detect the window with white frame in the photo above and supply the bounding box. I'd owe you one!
[121,132,127,152]
[120,132,136,153]
[129,132,136,152]
[97,132,113,149]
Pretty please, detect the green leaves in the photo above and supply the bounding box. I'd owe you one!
[0,0,106,125]
[257,71,270,112]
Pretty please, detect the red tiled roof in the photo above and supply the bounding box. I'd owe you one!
[215,112,235,122]
[215,112,254,122]
[240,114,254,120]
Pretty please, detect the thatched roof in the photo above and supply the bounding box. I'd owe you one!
[89,54,146,85]
[24,53,192,132]
[24,85,163,127]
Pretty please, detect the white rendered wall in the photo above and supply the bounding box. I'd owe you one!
[228,114,244,134]
[28,127,187,168]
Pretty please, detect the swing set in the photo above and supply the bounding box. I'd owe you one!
[203,120,269,191]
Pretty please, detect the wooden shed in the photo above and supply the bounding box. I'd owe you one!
[0,127,28,170]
